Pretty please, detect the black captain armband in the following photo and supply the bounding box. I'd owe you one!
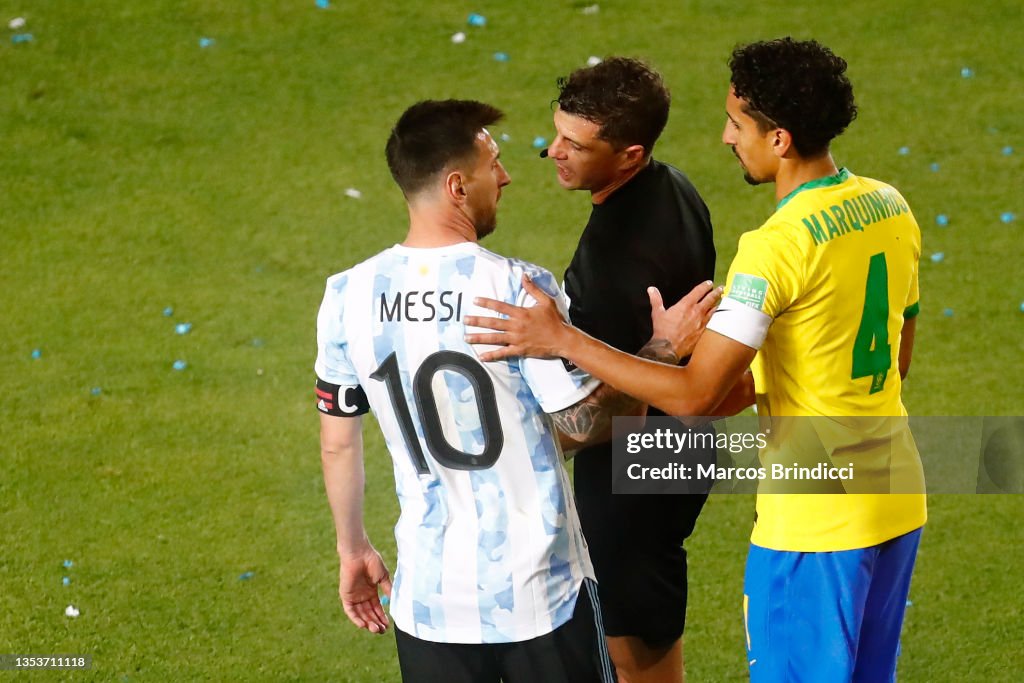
[315,378,370,417]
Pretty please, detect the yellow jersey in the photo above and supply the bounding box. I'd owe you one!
[718,168,927,551]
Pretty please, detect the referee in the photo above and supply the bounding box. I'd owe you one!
[542,57,717,683]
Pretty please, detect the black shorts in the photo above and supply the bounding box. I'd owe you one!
[575,446,708,648]
[394,580,615,683]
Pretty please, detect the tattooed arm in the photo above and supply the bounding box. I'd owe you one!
[551,338,679,454]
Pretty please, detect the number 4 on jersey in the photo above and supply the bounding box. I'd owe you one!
[851,252,892,394]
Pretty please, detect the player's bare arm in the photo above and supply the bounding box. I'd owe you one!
[551,335,680,451]
[636,286,757,419]
[320,413,393,635]
[466,275,720,360]
[466,276,756,417]
[464,274,717,447]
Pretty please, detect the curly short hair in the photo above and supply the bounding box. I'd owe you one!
[556,57,669,154]
[385,99,503,197]
[729,38,857,157]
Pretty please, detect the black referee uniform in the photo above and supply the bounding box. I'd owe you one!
[564,158,716,648]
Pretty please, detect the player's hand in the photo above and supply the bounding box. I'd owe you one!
[465,274,573,361]
[650,281,722,358]
[338,546,393,634]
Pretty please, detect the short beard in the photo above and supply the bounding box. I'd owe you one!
[733,148,763,186]
[475,217,497,240]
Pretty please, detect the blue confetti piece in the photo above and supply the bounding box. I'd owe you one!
[90,387,102,396]
[929,162,940,172]
[31,349,42,359]
[500,133,511,142]
[1019,301,1024,313]
[163,306,174,317]
[238,571,255,581]
[315,0,330,8]
[943,308,954,317]
[467,13,487,26]
[960,67,974,78]
[251,338,264,347]
[930,252,945,263]
[936,214,949,226]
[199,37,215,48]
[1001,212,1016,224]
[172,360,188,371]
[63,577,71,586]
[531,136,547,149]
[381,595,390,607]
[905,599,913,607]
[898,146,910,156]
[11,33,33,44]
[63,560,74,568]
[175,322,192,335]
[493,51,509,62]
[1003,146,1014,156]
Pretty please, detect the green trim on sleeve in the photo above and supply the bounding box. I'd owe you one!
[903,302,920,319]
[777,167,851,210]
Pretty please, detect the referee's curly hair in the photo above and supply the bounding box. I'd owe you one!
[729,38,858,158]
[556,57,670,155]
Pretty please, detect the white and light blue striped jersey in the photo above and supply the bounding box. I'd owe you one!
[315,241,599,644]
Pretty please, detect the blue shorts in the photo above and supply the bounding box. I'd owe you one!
[744,528,922,683]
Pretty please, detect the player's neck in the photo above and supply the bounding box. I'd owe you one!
[774,153,839,203]
[404,205,478,248]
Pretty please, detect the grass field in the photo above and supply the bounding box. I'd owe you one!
[2,0,1022,680]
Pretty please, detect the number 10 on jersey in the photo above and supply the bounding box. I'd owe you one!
[371,351,505,473]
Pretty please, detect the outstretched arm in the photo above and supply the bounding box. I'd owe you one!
[320,413,392,634]
[553,324,755,417]
[550,333,680,452]
[466,275,754,418]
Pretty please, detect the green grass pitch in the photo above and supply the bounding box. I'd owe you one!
[1,0,1021,680]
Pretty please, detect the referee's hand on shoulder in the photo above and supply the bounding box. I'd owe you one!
[650,281,722,358]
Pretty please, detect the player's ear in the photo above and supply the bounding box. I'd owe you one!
[772,128,794,158]
[445,170,467,203]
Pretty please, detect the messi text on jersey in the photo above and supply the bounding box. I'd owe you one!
[379,290,464,323]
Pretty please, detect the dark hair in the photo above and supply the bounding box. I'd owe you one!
[556,57,669,153]
[728,38,857,157]
[385,99,504,197]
